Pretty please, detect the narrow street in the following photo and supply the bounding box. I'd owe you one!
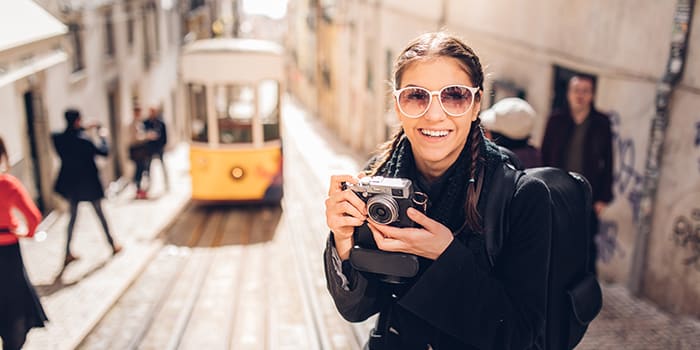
[16,98,700,350]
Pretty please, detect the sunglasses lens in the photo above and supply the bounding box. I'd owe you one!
[440,86,473,115]
[398,87,430,117]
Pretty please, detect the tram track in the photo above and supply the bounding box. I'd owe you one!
[284,133,374,349]
[79,113,370,349]
[77,206,236,349]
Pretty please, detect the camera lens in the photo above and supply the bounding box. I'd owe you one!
[367,194,399,224]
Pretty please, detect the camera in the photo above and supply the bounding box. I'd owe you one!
[346,176,428,284]
[347,176,428,227]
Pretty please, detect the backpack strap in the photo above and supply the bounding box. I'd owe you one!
[484,162,522,267]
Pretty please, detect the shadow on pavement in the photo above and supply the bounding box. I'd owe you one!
[35,259,110,297]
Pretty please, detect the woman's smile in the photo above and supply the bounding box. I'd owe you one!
[418,128,452,138]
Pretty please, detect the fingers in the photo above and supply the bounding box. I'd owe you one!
[329,175,359,196]
[406,207,440,232]
[368,222,402,252]
[325,175,368,240]
[368,222,416,253]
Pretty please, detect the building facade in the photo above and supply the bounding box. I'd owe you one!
[288,0,700,316]
[0,0,67,214]
[1,0,191,214]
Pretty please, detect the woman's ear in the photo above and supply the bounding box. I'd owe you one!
[472,104,481,122]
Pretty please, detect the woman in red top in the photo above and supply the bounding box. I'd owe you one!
[0,136,48,350]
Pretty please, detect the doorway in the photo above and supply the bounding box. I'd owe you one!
[22,91,47,213]
[107,83,122,180]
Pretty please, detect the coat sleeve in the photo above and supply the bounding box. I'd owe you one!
[323,233,387,322]
[7,176,42,237]
[94,137,109,156]
[597,115,614,204]
[540,114,557,167]
[397,175,552,349]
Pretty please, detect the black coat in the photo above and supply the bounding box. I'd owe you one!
[52,128,109,201]
[540,109,614,204]
[324,141,552,349]
[143,117,167,154]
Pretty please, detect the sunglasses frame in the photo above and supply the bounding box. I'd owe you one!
[393,84,481,118]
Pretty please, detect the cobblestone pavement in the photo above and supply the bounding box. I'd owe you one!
[579,284,700,349]
[20,144,191,350]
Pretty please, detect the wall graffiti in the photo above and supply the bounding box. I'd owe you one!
[670,208,700,271]
[610,112,645,222]
[596,219,626,263]
[695,121,700,172]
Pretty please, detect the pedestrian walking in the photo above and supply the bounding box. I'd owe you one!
[540,74,614,274]
[143,106,169,191]
[52,109,122,266]
[0,135,48,350]
[481,97,542,169]
[128,106,154,200]
[323,31,552,349]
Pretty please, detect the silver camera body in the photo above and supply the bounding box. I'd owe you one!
[350,176,427,226]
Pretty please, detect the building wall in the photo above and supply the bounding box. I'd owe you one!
[445,0,700,315]
[288,0,700,316]
[11,0,185,209]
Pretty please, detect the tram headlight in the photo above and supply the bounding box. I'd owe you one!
[231,166,244,180]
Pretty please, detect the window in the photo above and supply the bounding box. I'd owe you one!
[259,80,280,141]
[126,4,134,47]
[142,5,150,68]
[188,84,208,142]
[68,22,85,72]
[216,84,254,144]
[142,2,159,68]
[104,10,115,57]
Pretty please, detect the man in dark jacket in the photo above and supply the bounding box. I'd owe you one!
[143,106,169,191]
[53,109,121,265]
[541,74,614,274]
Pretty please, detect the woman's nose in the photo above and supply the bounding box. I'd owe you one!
[423,95,445,120]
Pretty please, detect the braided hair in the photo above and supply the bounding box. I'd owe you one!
[369,31,486,233]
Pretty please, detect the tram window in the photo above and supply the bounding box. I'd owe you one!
[259,80,280,141]
[188,83,208,142]
[216,84,254,144]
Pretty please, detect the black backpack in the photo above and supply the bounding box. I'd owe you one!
[486,162,603,349]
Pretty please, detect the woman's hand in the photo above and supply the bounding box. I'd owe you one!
[367,207,454,260]
[325,174,367,260]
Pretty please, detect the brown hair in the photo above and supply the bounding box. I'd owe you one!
[369,31,486,233]
[0,135,8,170]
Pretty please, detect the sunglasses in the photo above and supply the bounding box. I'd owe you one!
[393,84,480,118]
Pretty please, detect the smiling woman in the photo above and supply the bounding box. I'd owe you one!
[323,31,553,349]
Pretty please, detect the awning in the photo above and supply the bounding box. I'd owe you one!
[0,0,67,52]
[0,50,67,88]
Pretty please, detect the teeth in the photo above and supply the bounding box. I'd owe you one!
[420,129,449,137]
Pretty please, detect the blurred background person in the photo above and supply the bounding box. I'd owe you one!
[143,106,169,192]
[481,97,541,169]
[128,106,154,200]
[52,109,122,266]
[0,135,48,350]
[540,74,614,274]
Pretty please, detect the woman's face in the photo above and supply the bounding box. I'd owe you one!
[396,57,480,175]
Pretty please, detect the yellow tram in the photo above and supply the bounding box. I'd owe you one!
[180,38,284,202]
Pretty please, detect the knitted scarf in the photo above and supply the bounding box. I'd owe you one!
[375,128,504,235]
